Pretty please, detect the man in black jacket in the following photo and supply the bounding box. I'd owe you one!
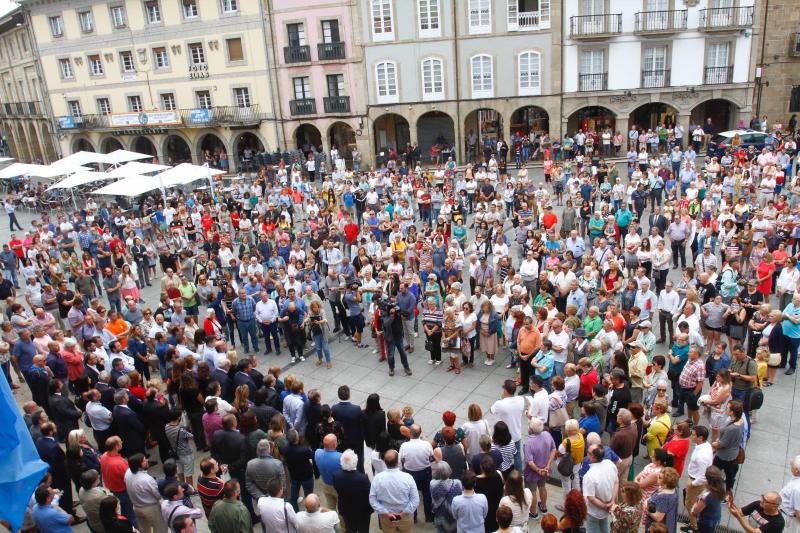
[36,422,76,516]
[95,371,117,411]
[112,389,147,458]
[48,379,81,442]
[332,449,373,533]
[332,385,365,472]
[211,414,248,484]
[252,387,279,431]
[211,359,234,402]
[142,387,172,463]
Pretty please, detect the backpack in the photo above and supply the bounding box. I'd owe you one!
[557,439,575,477]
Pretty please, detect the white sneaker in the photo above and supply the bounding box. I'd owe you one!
[291,357,297,363]
[434,360,442,365]
[483,360,490,365]
[487,359,495,366]
[300,356,306,362]
[372,349,378,354]
[414,332,418,338]
[428,359,434,364]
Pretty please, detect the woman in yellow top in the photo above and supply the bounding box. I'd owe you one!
[557,419,585,492]
[390,234,407,263]
[644,402,672,456]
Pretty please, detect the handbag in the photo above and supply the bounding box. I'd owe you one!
[736,446,746,465]
[769,352,782,366]
[557,439,574,477]
[548,404,570,429]
[425,338,433,351]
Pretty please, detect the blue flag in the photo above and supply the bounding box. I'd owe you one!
[0,371,49,531]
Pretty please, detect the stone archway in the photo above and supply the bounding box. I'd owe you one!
[27,122,43,163]
[328,122,356,168]
[233,131,265,172]
[72,137,95,153]
[464,108,503,162]
[416,111,455,165]
[294,124,323,158]
[198,132,229,171]
[372,114,410,157]
[131,136,157,161]
[100,137,125,154]
[629,102,679,131]
[163,134,192,165]
[510,106,550,137]
[691,98,739,132]
[566,106,616,134]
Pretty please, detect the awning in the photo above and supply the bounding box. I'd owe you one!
[47,171,116,190]
[155,163,224,187]
[103,150,154,165]
[105,161,170,178]
[92,176,163,197]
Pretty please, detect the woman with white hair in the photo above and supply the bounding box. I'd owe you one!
[66,428,100,488]
[430,460,463,533]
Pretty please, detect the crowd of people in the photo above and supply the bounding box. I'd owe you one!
[6,117,800,533]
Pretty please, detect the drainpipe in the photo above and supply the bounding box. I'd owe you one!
[452,0,462,164]
[559,0,565,139]
[754,0,768,118]
[22,6,61,160]
[259,0,285,150]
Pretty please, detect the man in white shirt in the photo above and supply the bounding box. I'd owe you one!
[657,281,681,344]
[676,302,701,338]
[546,320,571,375]
[398,425,435,523]
[295,493,339,533]
[255,291,280,356]
[633,279,658,321]
[526,376,549,423]
[583,444,618,533]
[684,426,715,531]
[780,455,800,533]
[519,251,539,299]
[491,380,527,471]
[258,478,298,532]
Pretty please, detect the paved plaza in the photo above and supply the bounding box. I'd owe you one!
[6,168,799,531]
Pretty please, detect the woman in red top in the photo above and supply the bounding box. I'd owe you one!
[577,358,599,403]
[203,307,224,338]
[662,420,691,475]
[756,252,777,297]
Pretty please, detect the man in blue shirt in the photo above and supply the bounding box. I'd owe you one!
[31,485,84,532]
[315,434,343,513]
[369,450,419,530]
[231,289,259,353]
[615,205,633,240]
[452,471,488,533]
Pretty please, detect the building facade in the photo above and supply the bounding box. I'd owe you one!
[360,0,562,164]
[750,0,800,126]
[562,0,755,139]
[0,7,58,163]
[267,0,370,166]
[22,0,280,169]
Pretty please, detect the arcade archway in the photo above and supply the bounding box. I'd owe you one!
[100,137,124,154]
[199,133,228,169]
[373,113,410,158]
[234,132,265,171]
[510,106,550,138]
[567,106,616,134]
[164,135,192,165]
[328,122,356,167]
[629,102,678,131]
[691,99,738,132]
[417,111,455,165]
[131,137,157,162]
[464,108,503,162]
[294,124,322,157]
[72,137,95,153]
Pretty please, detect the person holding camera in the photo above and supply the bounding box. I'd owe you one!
[306,300,332,369]
[345,283,367,349]
[381,304,412,377]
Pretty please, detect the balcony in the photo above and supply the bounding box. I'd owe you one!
[578,73,608,92]
[634,10,687,34]
[56,104,262,132]
[317,42,345,61]
[698,7,753,30]
[0,101,44,119]
[283,45,311,63]
[641,69,670,88]
[290,98,316,116]
[323,96,350,114]
[791,33,800,56]
[704,66,733,85]
[569,14,622,38]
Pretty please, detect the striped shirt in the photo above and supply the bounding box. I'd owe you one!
[422,309,443,328]
[197,475,224,516]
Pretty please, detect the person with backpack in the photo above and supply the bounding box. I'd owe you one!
[160,483,203,533]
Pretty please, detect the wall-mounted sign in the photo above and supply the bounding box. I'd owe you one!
[189,108,211,123]
[111,127,168,136]
[59,116,76,129]
[109,111,181,128]
[122,72,137,82]
[189,64,209,80]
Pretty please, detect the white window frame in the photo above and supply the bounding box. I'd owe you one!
[144,1,162,24]
[418,0,441,38]
[120,51,136,73]
[189,43,206,65]
[293,77,312,100]
[371,0,395,42]
[160,93,176,110]
[518,51,541,96]
[110,5,126,28]
[375,61,398,103]
[96,98,111,115]
[421,57,444,101]
[68,100,82,117]
[78,10,94,33]
[233,87,251,107]
[48,16,64,38]
[59,58,74,79]
[470,54,493,98]
[579,48,605,91]
[221,0,238,13]
[88,55,104,77]
[182,0,199,19]
[127,95,143,112]
[153,47,169,69]
[469,0,491,34]
[196,90,212,109]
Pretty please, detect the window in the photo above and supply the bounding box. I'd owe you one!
[120,51,135,73]
[144,1,161,24]
[182,0,198,18]
[287,24,306,47]
[189,43,206,64]
[707,42,730,68]
[233,87,251,107]
[160,93,176,110]
[153,47,169,69]
[321,20,340,43]
[226,38,244,62]
[327,74,345,97]
[791,86,800,113]
[68,100,82,117]
[127,95,143,112]
[646,0,668,9]
[88,55,104,76]
[375,61,398,103]
[508,0,551,30]
[110,6,126,28]
[581,0,603,15]
[419,0,440,37]
[221,0,238,13]
[59,58,74,79]
[580,49,605,90]
[518,51,541,95]
[196,90,212,108]
[471,54,493,98]
[293,77,311,99]
[48,15,64,37]
[469,0,491,34]
[96,98,111,115]
[371,0,394,41]
[421,57,444,100]
[643,46,667,87]
[78,11,94,32]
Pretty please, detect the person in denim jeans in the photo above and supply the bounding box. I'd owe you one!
[283,429,314,512]
[307,301,332,368]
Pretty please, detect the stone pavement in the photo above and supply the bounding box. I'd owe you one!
[6,171,797,532]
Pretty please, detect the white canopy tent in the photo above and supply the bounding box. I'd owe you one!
[91,176,164,197]
[25,163,92,179]
[0,163,41,180]
[51,151,112,168]
[155,163,224,187]
[46,171,118,190]
[104,161,169,178]
[103,150,154,166]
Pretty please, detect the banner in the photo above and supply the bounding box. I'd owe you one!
[109,111,180,128]
[189,108,211,123]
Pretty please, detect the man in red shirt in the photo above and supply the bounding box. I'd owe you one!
[541,205,558,230]
[100,436,138,526]
[8,233,24,259]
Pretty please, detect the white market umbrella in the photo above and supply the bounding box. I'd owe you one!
[155,163,224,194]
[105,161,169,178]
[103,150,154,166]
[92,175,164,197]
[46,171,115,190]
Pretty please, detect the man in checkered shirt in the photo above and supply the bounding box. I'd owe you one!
[677,346,706,427]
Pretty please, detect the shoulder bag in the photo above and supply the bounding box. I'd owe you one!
[557,439,575,477]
